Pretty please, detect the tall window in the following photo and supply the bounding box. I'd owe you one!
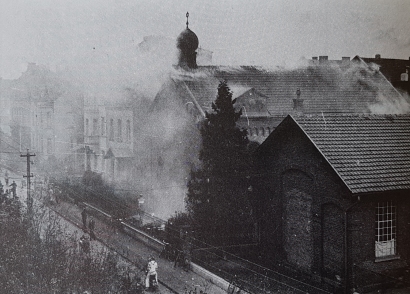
[47,112,52,128]
[117,119,122,142]
[109,119,114,141]
[101,117,105,136]
[375,201,396,258]
[85,119,89,136]
[126,120,131,142]
[47,138,52,154]
[93,118,98,135]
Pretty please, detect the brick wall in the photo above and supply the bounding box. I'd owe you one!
[255,118,410,290]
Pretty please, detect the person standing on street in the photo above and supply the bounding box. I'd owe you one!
[145,256,158,290]
[9,181,17,198]
[5,171,9,186]
[88,217,96,240]
[81,207,88,230]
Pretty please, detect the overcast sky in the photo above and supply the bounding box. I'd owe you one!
[1,0,410,79]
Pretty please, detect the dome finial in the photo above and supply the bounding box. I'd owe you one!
[186,12,189,28]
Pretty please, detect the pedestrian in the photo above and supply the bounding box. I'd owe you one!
[88,217,96,240]
[79,234,90,254]
[81,207,88,230]
[145,256,158,290]
[4,171,9,186]
[0,180,3,195]
[9,181,17,198]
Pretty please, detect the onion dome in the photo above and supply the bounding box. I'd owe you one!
[177,12,198,69]
[177,27,199,52]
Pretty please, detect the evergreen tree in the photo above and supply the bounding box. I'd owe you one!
[186,81,254,245]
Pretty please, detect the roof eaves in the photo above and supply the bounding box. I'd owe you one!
[289,114,353,194]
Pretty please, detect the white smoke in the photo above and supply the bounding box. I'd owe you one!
[369,93,410,114]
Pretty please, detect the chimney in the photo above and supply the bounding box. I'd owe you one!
[319,56,328,62]
[401,67,409,82]
[375,54,381,59]
[312,57,318,60]
[293,88,304,112]
[342,57,350,61]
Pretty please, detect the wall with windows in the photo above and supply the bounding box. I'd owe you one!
[83,105,134,184]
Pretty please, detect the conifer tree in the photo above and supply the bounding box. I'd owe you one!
[186,81,254,245]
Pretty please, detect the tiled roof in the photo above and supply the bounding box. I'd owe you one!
[292,114,410,194]
[173,62,405,117]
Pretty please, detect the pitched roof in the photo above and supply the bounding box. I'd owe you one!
[169,62,406,118]
[291,114,410,194]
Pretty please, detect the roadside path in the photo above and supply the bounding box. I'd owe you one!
[52,200,225,294]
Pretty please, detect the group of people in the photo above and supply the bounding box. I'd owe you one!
[0,171,18,202]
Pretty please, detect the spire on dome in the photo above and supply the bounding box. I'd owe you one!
[177,12,198,69]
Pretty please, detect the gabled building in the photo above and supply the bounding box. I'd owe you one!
[254,114,410,293]
[153,21,408,145]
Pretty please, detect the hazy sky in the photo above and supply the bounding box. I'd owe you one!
[1,0,410,79]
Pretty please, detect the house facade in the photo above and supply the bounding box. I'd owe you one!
[254,114,410,292]
[83,104,134,185]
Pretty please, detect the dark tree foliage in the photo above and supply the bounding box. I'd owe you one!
[186,81,254,246]
[0,196,138,293]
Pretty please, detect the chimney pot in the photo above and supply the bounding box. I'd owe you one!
[375,54,381,59]
[293,88,304,112]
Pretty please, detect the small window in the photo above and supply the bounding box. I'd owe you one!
[375,201,396,258]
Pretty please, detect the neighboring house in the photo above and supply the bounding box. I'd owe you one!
[83,104,134,185]
[253,114,410,293]
[355,54,410,95]
[1,63,84,169]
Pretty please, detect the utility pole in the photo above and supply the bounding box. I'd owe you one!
[21,149,35,213]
